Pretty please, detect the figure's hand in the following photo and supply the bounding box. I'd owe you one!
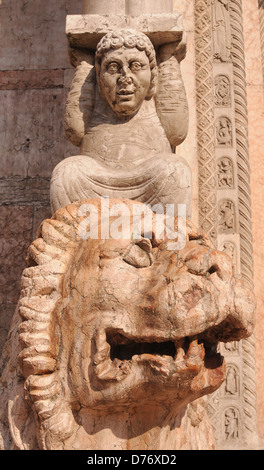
[68,47,94,68]
[158,32,187,63]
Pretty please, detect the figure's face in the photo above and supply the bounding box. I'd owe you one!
[97,46,152,117]
[62,216,255,411]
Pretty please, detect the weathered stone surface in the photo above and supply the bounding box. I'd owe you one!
[82,0,174,15]
[33,206,52,239]
[0,0,80,71]
[0,206,33,304]
[0,89,77,178]
[0,200,256,450]
[66,14,184,49]
[0,178,50,205]
[0,203,50,357]
[0,304,16,358]
[0,70,64,91]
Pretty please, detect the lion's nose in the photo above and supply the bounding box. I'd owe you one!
[183,245,233,282]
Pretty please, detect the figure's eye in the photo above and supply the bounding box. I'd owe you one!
[130,61,142,73]
[123,239,153,268]
[107,62,120,74]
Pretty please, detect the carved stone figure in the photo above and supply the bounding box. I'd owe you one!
[214,75,231,107]
[218,199,236,233]
[212,0,232,62]
[217,157,234,188]
[216,117,232,147]
[225,365,239,396]
[0,200,255,450]
[50,29,191,217]
[225,407,239,440]
[222,241,236,271]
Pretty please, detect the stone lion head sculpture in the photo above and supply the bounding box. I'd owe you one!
[0,199,255,450]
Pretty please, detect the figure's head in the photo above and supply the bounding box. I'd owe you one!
[95,29,157,117]
[16,199,255,449]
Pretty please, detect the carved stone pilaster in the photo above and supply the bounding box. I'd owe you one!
[194,0,218,245]
[194,0,258,449]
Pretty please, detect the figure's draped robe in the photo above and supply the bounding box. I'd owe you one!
[50,99,191,215]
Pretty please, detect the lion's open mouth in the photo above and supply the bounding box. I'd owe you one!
[92,328,226,394]
[108,334,177,361]
[90,329,224,384]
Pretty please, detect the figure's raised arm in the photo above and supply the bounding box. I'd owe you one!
[155,35,189,149]
[64,48,96,147]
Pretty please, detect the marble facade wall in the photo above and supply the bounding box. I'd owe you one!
[0,0,79,351]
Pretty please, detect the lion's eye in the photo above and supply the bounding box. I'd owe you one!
[123,239,152,268]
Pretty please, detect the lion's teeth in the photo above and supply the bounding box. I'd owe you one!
[174,342,185,362]
[94,329,110,365]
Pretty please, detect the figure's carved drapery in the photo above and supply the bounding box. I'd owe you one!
[212,0,232,62]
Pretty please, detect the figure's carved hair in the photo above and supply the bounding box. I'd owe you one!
[95,29,158,99]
